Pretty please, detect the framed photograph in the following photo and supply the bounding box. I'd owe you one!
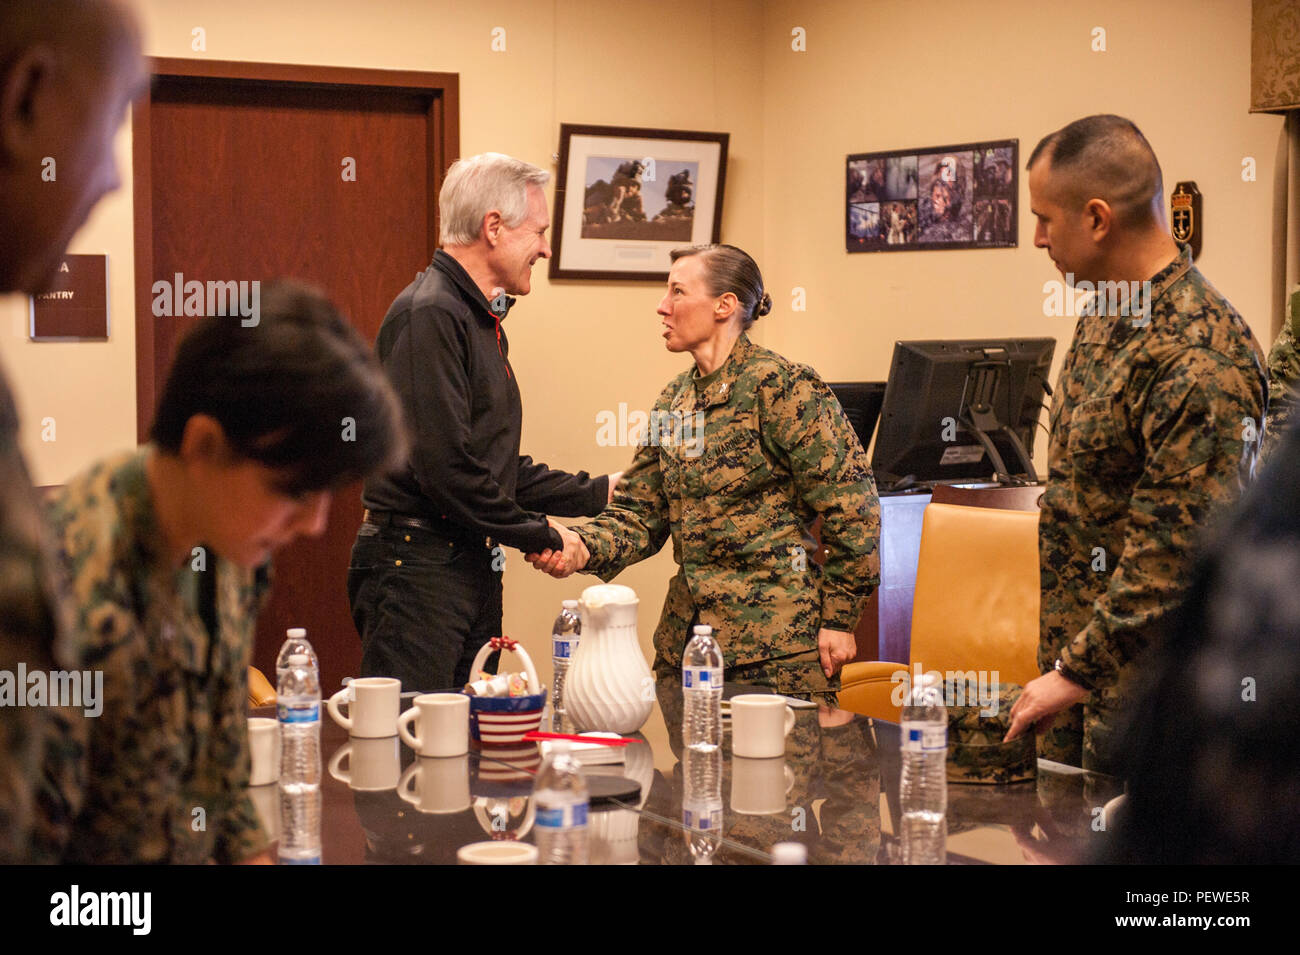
[846,139,1018,253]
[550,124,729,281]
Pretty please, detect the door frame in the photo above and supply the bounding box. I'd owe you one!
[131,57,459,441]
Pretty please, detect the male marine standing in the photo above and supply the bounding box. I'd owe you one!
[348,153,617,692]
[1005,115,1266,775]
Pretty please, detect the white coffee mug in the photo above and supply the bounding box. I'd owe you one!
[327,737,402,791]
[327,677,401,738]
[398,755,471,814]
[731,757,795,815]
[247,717,279,786]
[398,692,469,757]
[249,783,280,843]
[730,694,796,759]
[457,841,538,865]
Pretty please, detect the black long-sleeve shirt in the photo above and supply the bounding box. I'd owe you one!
[361,250,607,553]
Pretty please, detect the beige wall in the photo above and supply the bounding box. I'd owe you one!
[760,0,1284,389]
[0,0,1284,691]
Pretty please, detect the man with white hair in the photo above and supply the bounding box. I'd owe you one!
[348,153,617,692]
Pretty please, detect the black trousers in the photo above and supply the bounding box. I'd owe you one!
[347,520,501,693]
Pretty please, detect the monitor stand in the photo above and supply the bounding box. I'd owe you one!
[960,355,1038,486]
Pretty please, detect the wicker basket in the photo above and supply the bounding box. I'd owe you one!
[466,637,546,747]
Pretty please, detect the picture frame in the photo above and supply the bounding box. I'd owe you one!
[550,123,729,281]
[846,138,1018,253]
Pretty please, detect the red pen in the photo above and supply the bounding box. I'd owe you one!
[523,731,632,747]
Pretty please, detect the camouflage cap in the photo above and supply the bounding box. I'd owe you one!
[946,683,1036,785]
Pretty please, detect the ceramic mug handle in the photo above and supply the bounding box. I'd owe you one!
[397,705,423,752]
[327,744,352,785]
[783,705,795,737]
[397,762,421,806]
[326,687,353,731]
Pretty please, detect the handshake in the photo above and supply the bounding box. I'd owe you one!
[525,518,589,579]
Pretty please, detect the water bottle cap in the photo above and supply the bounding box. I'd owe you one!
[562,600,579,609]
[286,628,307,639]
[771,842,807,864]
[693,625,713,636]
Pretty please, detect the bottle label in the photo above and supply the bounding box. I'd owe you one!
[901,721,947,753]
[553,637,576,659]
[683,804,722,832]
[278,703,320,724]
[536,802,589,830]
[682,666,722,689]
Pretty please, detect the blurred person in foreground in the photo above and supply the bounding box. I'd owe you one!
[0,0,147,863]
[529,244,880,703]
[1104,418,1300,863]
[47,282,405,863]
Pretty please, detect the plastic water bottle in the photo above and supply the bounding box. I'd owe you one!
[534,742,589,864]
[277,653,321,864]
[550,600,581,732]
[682,746,722,864]
[682,624,723,751]
[275,627,319,689]
[899,671,947,865]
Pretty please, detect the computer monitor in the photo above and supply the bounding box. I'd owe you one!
[871,338,1055,488]
[828,381,886,454]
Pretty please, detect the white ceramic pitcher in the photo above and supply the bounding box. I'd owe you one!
[565,584,654,733]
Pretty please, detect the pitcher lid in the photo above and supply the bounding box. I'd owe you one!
[579,583,638,610]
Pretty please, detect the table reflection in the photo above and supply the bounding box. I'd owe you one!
[251,678,1122,864]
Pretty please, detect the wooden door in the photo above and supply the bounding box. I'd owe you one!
[133,59,458,694]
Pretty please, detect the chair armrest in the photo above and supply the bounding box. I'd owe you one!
[839,661,908,722]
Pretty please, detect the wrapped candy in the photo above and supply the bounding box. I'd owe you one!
[464,671,531,698]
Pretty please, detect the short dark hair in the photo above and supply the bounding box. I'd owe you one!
[150,280,406,494]
[669,244,772,330]
[1027,114,1164,228]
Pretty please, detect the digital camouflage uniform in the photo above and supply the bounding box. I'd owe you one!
[1261,287,1300,462]
[946,683,1034,785]
[577,333,881,701]
[0,366,83,864]
[1038,246,1267,774]
[47,448,272,863]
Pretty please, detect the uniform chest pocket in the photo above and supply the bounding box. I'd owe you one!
[1065,394,1138,520]
[1066,395,1123,457]
[700,433,771,499]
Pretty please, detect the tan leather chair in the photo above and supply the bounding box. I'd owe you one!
[840,501,1040,721]
[839,660,908,722]
[248,666,276,707]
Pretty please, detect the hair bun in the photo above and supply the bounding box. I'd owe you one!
[755,292,772,318]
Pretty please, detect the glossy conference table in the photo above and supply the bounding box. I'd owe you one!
[250,678,1122,865]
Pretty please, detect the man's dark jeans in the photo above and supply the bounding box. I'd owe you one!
[347,520,501,693]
